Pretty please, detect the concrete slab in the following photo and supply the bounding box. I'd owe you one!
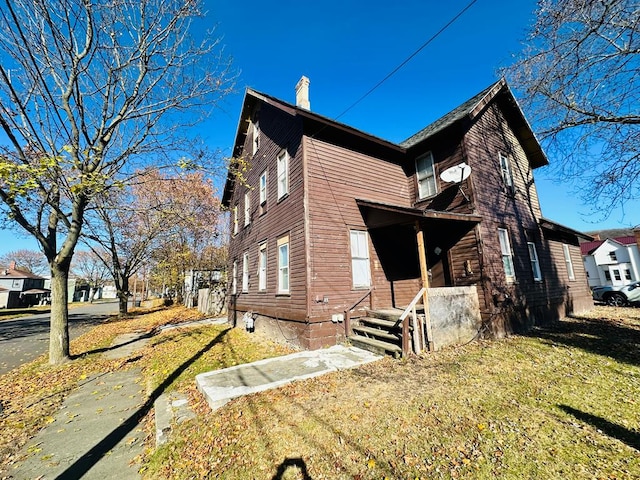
[196,345,382,411]
[154,391,195,446]
[9,370,146,480]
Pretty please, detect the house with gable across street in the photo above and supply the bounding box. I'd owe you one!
[222,77,594,356]
[581,229,640,288]
[0,261,49,308]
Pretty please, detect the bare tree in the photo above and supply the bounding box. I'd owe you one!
[84,169,222,315]
[0,249,48,275]
[0,0,234,363]
[506,0,640,218]
[71,250,109,302]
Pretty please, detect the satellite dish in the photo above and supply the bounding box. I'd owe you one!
[440,162,471,184]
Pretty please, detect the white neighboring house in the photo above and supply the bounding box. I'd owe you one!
[581,235,640,288]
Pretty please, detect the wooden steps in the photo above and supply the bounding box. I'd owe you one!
[348,309,407,357]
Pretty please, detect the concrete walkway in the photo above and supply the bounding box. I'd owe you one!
[196,345,382,411]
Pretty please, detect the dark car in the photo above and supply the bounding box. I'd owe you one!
[591,281,640,306]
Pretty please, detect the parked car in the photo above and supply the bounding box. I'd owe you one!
[592,282,640,306]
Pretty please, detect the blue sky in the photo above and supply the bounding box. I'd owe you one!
[0,0,637,256]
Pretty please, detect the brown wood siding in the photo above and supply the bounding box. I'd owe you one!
[227,103,308,321]
[409,128,475,215]
[463,102,591,332]
[305,137,413,318]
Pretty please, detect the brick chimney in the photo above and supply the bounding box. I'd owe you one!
[295,76,310,110]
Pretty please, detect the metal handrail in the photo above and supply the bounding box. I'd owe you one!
[343,288,373,338]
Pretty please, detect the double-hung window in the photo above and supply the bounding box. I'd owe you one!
[242,252,249,292]
[527,242,542,281]
[244,192,251,226]
[258,243,267,291]
[277,150,289,200]
[277,235,289,293]
[232,206,238,235]
[231,260,237,295]
[563,244,575,281]
[415,152,436,199]
[259,171,267,204]
[499,153,514,192]
[498,228,515,282]
[252,121,260,155]
[350,230,371,288]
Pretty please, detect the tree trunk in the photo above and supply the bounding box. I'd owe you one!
[117,274,129,316]
[49,264,70,364]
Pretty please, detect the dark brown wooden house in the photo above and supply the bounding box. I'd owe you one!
[222,78,593,354]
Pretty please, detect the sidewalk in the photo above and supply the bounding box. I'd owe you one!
[7,319,382,479]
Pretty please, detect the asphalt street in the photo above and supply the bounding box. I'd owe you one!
[0,300,119,374]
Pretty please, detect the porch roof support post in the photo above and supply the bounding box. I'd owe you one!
[416,221,434,351]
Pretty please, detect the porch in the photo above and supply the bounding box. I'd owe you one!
[346,286,483,356]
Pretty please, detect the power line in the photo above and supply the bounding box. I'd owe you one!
[335,0,480,121]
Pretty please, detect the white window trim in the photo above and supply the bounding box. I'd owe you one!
[258,242,267,291]
[244,191,251,227]
[498,228,515,282]
[563,244,576,281]
[350,230,371,288]
[277,150,289,200]
[259,170,267,205]
[527,242,542,281]
[232,206,238,235]
[252,121,260,156]
[415,151,437,199]
[232,260,237,295]
[499,153,514,191]
[242,251,249,292]
[277,235,290,293]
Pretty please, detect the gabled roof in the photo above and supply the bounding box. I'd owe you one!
[580,236,639,255]
[222,79,550,206]
[0,266,44,279]
[400,79,548,168]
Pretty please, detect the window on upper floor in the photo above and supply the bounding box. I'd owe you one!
[498,228,515,282]
[277,235,290,294]
[609,251,618,261]
[277,150,289,200]
[244,191,251,227]
[232,205,238,235]
[527,242,542,281]
[252,121,260,156]
[259,171,267,205]
[563,244,576,281]
[415,151,437,199]
[258,242,267,291]
[499,153,514,193]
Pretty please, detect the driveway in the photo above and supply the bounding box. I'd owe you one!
[0,300,119,374]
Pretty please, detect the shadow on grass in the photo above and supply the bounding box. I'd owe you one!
[272,457,312,480]
[527,315,640,366]
[72,328,159,359]
[53,327,231,480]
[559,404,640,451]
